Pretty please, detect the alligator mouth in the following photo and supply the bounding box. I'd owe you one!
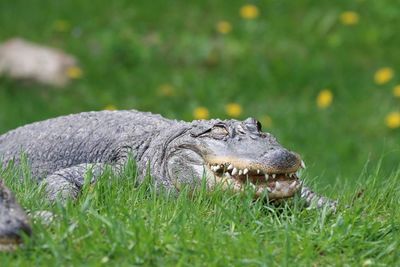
[206,161,304,200]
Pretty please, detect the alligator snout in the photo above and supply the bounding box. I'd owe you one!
[262,148,301,173]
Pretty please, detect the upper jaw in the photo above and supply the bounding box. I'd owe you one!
[206,153,303,174]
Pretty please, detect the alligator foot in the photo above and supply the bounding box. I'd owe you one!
[300,186,338,212]
[42,163,111,202]
[28,210,55,226]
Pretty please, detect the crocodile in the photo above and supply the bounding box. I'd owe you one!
[0,109,337,250]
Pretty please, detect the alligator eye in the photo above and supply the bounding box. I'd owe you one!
[211,125,229,137]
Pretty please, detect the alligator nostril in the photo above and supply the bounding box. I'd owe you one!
[284,152,299,163]
[263,149,300,170]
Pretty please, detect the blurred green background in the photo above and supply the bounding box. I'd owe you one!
[0,0,399,190]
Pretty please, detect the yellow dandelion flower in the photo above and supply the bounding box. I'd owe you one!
[385,112,400,129]
[240,4,259,20]
[260,115,272,128]
[104,104,117,111]
[53,20,70,32]
[316,89,333,109]
[374,67,394,85]
[393,85,400,97]
[157,83,175,97]
[216,21,232,34]
[193,107,210,120]
[66,66,83,79]
[340,11,359,25]
[225,103,243,117]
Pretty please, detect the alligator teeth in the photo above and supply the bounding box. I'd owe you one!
[243,168,249,175]
[289,181,297,189]
[238,169,243,175]
[211,166,218,172]
[267,187,272,192]
[265,174,269,180]
[272,174,276,179]
[224,172,232,178]
[227,164,234,170]
[301,160,306,169]
[257,169,260,174]
[231,168,238,175]
[275,181,282,190]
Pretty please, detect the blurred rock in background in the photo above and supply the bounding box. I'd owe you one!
[0,38,78,87]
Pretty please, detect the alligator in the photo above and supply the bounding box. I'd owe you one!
[0,180,31,251]
[0,109,337,250]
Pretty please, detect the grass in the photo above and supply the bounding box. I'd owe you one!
[1,162,399,266]
[0,0,399,265]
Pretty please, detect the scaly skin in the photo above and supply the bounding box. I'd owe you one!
[0,109,337,249]
[0,180,31,251]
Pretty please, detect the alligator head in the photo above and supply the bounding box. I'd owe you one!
[0,180,31,251]
[163,118,304,200]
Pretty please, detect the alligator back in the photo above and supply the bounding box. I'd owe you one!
[0,110,174,179]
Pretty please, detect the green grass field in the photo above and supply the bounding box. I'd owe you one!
[0,0,399,266]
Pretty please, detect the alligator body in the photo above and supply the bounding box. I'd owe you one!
[0,110,336,250]
[0,180,31,251]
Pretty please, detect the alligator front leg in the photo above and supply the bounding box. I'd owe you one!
[42,163,111,202]
[300,186,338,211]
